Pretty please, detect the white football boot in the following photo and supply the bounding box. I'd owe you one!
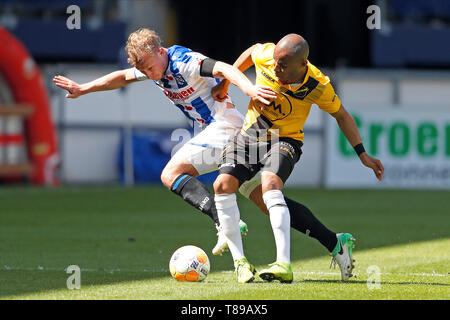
[330,233,356,281]
[212,220,248,256]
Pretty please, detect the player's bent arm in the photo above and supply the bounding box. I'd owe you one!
[211,61,276,105]
[330,105,362,148]
[217,44,259,92]
[232,43,259,72]
[330,105,384,181]
[211,62,254,95]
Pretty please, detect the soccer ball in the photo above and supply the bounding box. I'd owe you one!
[169,245,210,282]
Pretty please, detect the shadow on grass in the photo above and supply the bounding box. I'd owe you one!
[0,270,168,298]
[1,186,449,298]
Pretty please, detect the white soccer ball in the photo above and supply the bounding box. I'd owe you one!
[169,245,210,282]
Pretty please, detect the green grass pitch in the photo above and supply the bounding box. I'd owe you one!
[0,186,448,300]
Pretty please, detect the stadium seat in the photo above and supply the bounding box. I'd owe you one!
[391,0,450,19]
[1,0,91,10]
[8,19,126,62]
[372,24,450,67]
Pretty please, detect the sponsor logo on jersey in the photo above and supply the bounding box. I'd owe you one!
[265,92,292,121]
[174,73,188,88]
[261,70,276,83]
[164,87,195,101]
[160,77,171,89]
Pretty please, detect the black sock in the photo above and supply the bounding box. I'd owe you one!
[171,174,220,225]
[284,196,337,252]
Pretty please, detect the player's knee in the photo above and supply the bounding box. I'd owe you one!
[160,169,172,188]
[161,166,179,189]
[213,179,228,194]
[213,174,239,194]
[262,181,281,193]
[261,174,283,193]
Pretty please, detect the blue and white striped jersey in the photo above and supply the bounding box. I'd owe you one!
[133,45,236,127]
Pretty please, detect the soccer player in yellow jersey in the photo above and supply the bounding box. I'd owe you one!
[212,34,384,283]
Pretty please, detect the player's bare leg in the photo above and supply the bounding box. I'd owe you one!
[248,185,270,216]
[161,157,248,256]
[160,156,199,189]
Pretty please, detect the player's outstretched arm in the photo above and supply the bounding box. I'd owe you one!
[211,44,260,102]
[53,68,138,98]
[331,105,384,181]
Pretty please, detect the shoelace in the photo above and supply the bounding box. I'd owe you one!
[329,257,337,269]
[235,260,246,273]
[235,264,251,277]
[329,255,356,276]
[269,262,286,269]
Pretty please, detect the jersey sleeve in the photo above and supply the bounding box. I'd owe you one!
[316,81,341,114]
[132,67,148,81]
[174,51,207,80]
[251,43,275,67]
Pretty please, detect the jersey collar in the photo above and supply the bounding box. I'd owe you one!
[284,61,311,91]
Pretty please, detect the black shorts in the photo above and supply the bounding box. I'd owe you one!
[218,133,303,185]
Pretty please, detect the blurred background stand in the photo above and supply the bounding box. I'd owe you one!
[0,0,449,189]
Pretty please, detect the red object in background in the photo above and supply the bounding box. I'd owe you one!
[0,134,24,145]
[0,27,59,185]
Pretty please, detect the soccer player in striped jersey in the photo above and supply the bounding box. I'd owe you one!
[53,28,276,255]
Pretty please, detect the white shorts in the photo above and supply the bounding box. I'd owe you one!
[174,118,237,175]
[171,105,261,198]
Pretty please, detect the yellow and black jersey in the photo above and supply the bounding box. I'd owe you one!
[241,42,341,141]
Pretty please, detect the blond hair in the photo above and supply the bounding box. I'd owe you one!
[125,28,162,66]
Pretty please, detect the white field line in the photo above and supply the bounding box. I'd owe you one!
[2,265,449,278]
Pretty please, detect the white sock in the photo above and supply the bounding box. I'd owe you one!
[263,190,291,263]
[214,193,244,261]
